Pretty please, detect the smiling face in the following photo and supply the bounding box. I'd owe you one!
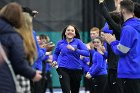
[65,25,76,39]
[93,38,102,48]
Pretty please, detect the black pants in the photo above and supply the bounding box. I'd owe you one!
[121,78,140,93]
[83,77,95,93]
[107,69,123,93]
[43,71,53,93]
[56,67,82,93]
[30,67,46,93]
[30,78,46,93]
[93,75,107,93]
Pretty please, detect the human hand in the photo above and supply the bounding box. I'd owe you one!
[32,70,42,82]
[114,0,121,7]
[46,51,52,55]
[86,43,94,50]
[51,61,57,67]
[104,33,116,44]
[89,42,94,50]
[86,43,91,50]
[114,0,122,12]
[97,47,104,55]
[86,72,92,79]
[80,55,84,60]
[67,44,75,51]
[87,62,90,65]
[100,45,106,53]
[99,0,104,4]
[45,44,55,52]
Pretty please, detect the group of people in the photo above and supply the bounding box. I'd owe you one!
[1,0,140,93]
[52,0,140,93]
[0,2,42,93]
[0,2,54,93]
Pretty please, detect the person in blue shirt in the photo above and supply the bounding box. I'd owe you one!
[22,7,54,93]
[104,0,140,93]
[83,27,107,93]
[33,34,51,93]
[86,37,107,93]
[80,56,95,93]
[39,34,54,93]
[52,24,89,93]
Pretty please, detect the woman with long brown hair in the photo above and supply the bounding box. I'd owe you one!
[0,2,42,93]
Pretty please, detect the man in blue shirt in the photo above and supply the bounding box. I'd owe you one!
[104,0,140,93]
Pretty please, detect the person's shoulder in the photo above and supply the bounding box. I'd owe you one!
[0,28,22,40]
[122,25,135,33]
[57,40,65,45]
[74,38,83,43]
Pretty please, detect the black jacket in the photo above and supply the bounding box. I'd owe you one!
[99,3,120,70]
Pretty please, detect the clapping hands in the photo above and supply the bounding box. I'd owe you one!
[104,33,116,44]
[99,0,104,4]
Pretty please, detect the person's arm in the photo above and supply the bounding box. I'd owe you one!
[99,2,121,36]
[114,0,121,12]
[52,42,61,62]
[76,40,90,57]
[104,26,134,56]
[88,52,103,76]
[67,40,90,57]
[32,31,47,59]
[10,34,36,79]
[110,26,133,56]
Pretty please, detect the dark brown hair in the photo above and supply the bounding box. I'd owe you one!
[0,2,23,28]
[134,2,140,18]
[120,0,134,13]
[109,11,122,25]
[93,36,104,44]
[62,24,80,39]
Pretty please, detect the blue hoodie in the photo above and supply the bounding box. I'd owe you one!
[110,18,140,78]
[88,50,107,77]
[32,31,47,59]
[33,48,48,70]
[53,38,89,70]
[32,31,47,70]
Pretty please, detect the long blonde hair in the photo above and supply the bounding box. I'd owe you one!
[16,13,37,65]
